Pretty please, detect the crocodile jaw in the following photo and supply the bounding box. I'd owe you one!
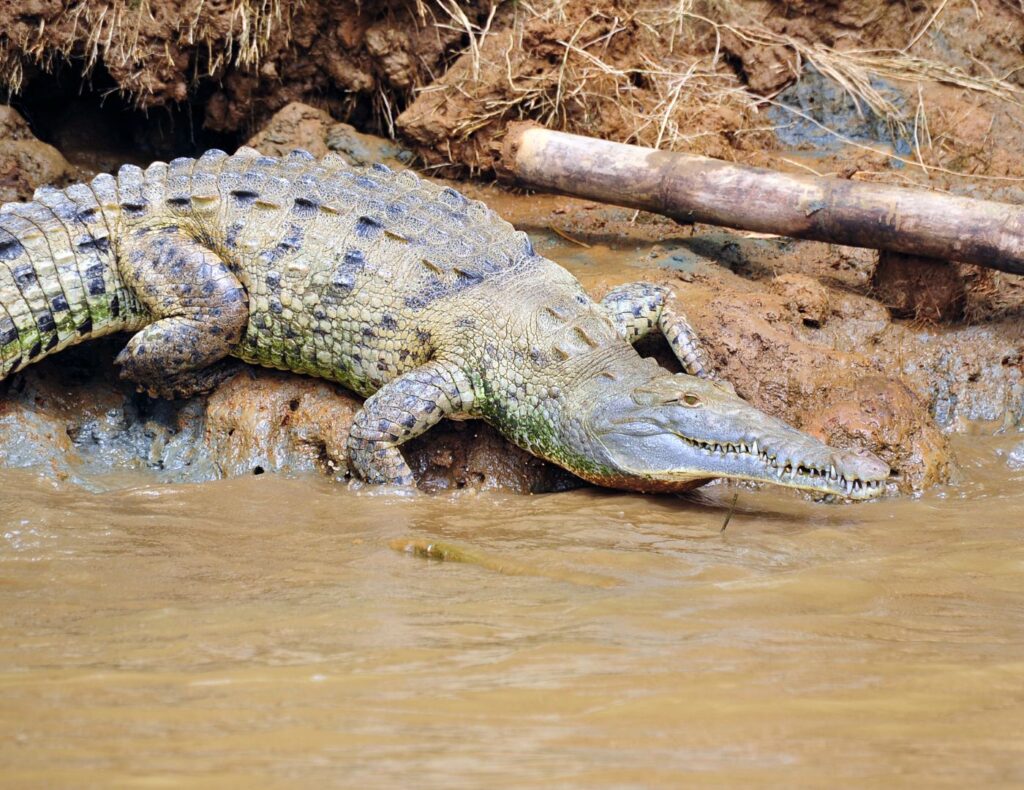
[584,372,890,500]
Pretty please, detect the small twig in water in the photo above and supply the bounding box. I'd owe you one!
[549,226,591,248]
[721,493,738,532]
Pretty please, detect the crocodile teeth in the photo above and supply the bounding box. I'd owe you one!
[750,440,758,455]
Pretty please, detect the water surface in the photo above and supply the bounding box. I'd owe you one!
[2,436,1023,786]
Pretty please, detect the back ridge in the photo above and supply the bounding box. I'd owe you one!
[0,147,536,381]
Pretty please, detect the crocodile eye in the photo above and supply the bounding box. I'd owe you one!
[680,393,702,407]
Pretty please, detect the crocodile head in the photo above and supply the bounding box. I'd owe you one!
[581,372,889,499]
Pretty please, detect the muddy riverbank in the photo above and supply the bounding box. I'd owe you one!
[0,2,1021,494]
[1,93,1023,494]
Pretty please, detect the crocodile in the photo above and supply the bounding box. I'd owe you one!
[0,148,889,499]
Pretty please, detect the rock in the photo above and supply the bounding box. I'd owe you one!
[202,369,358,479]
[364,25,416,89]
[246,103,337,159]
[203,368,578,493]
[325,123,413,168]
[246,101,412,167]
[0,105,77,203]
[884,321,1024,430]
[801,376,950,491]
[405,420,580,494]
[0,404,80,481]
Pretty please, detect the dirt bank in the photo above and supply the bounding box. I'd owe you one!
[1,0,490,139]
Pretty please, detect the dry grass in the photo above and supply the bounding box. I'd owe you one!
[415,0,1024,178]
[418,1,757,152]
[3,0,1022,185]
[0,0,289,102]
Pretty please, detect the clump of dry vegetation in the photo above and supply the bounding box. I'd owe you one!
[0,0,290,102]
[396,0,1024,178]
[0,0,490,135]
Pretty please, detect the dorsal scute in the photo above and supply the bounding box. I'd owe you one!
[2,202,66,244]
[32,185,79,225]
[31,184,61,202]
[89,173,119,213]
[141,160,169,206]
[116,164,147,216]
[189,151,230,213]
[199,149,228,163]
[62,183,100,211]
[320,152,353,174]
[165,157,196,210]
[68,179,113,240]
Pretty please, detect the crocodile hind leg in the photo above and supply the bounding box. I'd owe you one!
[115,227,249,399]
[347,359,475,486]
[600,282,714,379]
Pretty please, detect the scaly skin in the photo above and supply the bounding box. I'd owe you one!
[0,148,889,499]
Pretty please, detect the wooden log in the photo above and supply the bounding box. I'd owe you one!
[497,123,1024,276]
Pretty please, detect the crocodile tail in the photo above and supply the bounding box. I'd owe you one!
[0,172,145,380]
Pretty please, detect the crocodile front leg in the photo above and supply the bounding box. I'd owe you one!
[600,282,714,379]
[346,359,475,486]
[115,227,249,398]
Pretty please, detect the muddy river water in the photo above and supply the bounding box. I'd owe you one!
[1,432,1022,786]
